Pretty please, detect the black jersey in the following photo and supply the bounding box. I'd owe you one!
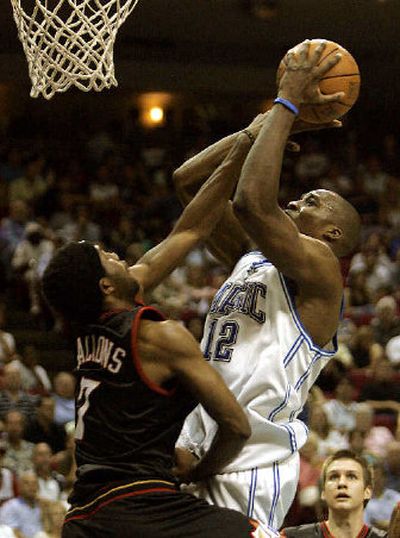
[281,521,387,538]
[72,306,196,502]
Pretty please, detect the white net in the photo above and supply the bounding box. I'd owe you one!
[10,0,140,100]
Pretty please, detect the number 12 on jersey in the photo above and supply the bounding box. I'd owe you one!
[203,319,239,362]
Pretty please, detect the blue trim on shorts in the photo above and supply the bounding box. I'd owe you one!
[247,467,258,518]
[268,463,280,527]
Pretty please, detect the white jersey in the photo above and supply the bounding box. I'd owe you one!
[180,251,338,472]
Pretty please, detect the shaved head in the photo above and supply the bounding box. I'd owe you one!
[327,192,361,257]
[285,189,361,258]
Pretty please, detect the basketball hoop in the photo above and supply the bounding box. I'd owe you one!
[10,0,140,100]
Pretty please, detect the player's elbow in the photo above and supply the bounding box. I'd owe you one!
[232,193,252,222]
[232,194,261,233]
[173,168,194,204]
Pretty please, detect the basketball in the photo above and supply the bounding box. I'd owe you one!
[276,39,361,123]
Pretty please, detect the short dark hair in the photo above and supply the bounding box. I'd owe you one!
[321,449,373,489]
[41,242,105,324]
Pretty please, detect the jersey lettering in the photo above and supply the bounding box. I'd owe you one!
[76,335,125,374]
[209,281,267,324]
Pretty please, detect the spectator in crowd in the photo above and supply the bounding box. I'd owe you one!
[359,155,390,201]
[8,154,49,207]
[33,500,67,538]
[281,450,384,538]
[24,397,66,454]
[358,360,400,420]
[348,429,375,465]
[51,373,75,427]
[348,325,384,370]
[50,422,76,499]
[0,471,44,538]
[294,138,329,183]
[11,223,55,315]
[322,378,359,434]
[349,244,393,299]
[364,460,400,531]
[58,205,101,244]
[0,438,17,506]
[0,200,30,277]
[385,334,400,368]
[0,302,17,369]
[371,295,400,347]
[308,404,348,458]
[11,344,52,395]
[345,270,373,313]
[355,403,395,459]
[384,441,400,493]
[88,163,120,212]
[32,443,64,502]
[295,432,324,522]
[108,215,139,259]
[3,411,34,475]
[0,363,37,420]
[319,161,353,198]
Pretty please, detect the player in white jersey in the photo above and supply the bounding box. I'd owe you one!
[174,41,362,532]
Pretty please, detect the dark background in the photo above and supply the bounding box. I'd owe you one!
[0,0,399,140]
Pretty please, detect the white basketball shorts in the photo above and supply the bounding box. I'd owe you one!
[189,452,299,532]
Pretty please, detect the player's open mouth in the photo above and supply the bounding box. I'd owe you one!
[335,493,350,499]
[284,209,295,219]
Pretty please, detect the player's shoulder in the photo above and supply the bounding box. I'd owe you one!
[280,523,320,537]
[138,318,191,351]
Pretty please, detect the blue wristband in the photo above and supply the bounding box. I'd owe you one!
[273,97,299,117]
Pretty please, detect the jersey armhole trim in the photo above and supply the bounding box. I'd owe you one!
[278,273,338,357]
[131,306,175,397]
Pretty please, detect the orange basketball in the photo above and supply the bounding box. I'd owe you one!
[276,39,361,123]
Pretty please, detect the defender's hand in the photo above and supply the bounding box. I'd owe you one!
[292,118,342,134]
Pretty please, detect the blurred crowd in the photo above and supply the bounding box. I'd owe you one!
[0,107,400,535]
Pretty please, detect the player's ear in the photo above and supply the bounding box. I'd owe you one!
[99,277,115,296]
[363,484,372,502]
[322,225,342,244]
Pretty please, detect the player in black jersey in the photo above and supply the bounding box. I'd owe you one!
[281,450,387,538]
[41,136,276,537]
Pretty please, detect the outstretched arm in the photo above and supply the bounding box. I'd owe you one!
[129,133,252,295]
[233,41,344,290]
